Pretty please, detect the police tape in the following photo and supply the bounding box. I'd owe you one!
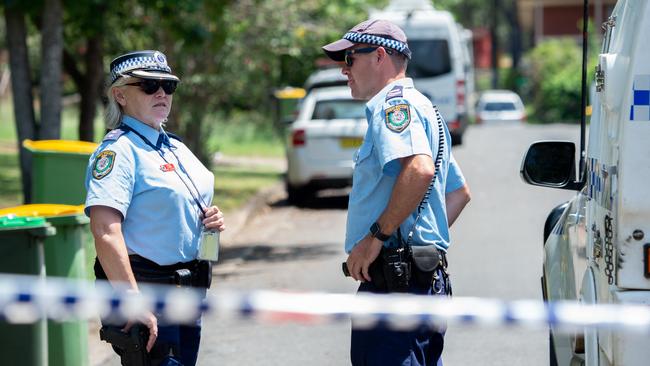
[2,274,650,333]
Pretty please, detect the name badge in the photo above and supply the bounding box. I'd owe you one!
[160,163,175,172]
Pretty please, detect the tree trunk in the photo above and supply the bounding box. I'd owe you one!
[39,0,63,139]
[504,0,522,69]
[4,5,36,203]
[490,0,500,89]
[79,34,104,142]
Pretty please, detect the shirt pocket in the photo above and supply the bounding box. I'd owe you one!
[354,141,373,165]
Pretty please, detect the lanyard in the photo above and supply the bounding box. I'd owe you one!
[119,124,209,215]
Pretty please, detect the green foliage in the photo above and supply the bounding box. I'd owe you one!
[206,110,284,157]
[6,0,390,165]
[523,39,581,122]
[522,38,598,123]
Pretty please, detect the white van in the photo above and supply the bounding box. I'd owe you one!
[521,1,650,364]
[370,0,471,145]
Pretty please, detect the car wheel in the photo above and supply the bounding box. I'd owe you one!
[544,202,570,243]
[286,183,313,206]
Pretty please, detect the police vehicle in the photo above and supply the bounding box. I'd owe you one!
[370,0,473,145]
[521,1,650,364]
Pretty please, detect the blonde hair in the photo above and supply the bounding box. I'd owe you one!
[104,77,133,129]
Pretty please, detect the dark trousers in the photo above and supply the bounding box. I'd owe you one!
[350,268,450,366]
[156,320,202,366]
[95,257,206,366]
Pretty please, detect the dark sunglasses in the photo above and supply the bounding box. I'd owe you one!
[344,47,393,67]
[125,79,178,95]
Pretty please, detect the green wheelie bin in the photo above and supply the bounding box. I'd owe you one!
[22,139,98,290]
[0,214,55,366]
[23,139,98,205]
[0,204,91,366]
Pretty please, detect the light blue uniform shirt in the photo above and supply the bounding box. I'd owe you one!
[345,78,465,253]
[85,116,214,265]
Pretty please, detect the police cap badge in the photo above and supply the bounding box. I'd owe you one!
[109,50,180,84]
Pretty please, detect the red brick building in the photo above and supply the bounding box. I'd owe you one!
[517,0,616,44]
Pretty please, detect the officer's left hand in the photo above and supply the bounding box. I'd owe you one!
[203,206,226,232]
[346,235,383,282]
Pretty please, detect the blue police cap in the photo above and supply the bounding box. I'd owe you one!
[109,50,180,84]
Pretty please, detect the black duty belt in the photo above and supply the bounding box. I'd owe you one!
[94,255,212,289]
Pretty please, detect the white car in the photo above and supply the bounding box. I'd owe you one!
[285,86,367,204]
[476,90,526,124]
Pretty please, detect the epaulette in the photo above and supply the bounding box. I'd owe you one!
[102,128,129,142]
[386,85,403,101]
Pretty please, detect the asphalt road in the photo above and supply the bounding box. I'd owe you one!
[94,122,581,365]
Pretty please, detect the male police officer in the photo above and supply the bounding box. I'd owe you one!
[322,19,470,365]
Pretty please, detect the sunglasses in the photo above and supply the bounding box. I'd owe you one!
[344,47,393,67]
[125,79,178,95]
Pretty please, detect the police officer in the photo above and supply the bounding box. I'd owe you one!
[85,50,225,366]
[322,20,470,365]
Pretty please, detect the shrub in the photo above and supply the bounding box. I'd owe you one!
[523,39,585,123]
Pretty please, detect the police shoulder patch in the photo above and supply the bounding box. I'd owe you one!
[385,104,411,132]
[92,150,116,180]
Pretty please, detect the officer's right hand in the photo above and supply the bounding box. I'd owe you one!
[346,235,383,282]
[123,310,158,352]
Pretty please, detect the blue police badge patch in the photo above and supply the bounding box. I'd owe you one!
[385,104,411,132]
[92,150,116,180]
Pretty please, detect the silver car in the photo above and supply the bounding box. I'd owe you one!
[476,90,526,124]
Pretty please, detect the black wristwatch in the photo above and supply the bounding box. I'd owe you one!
[369,222,391,242]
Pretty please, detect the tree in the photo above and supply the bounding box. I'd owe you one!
[4,1,35,202]
[39,0,63,139]
[63,0,112,142]
[4,0,64,203]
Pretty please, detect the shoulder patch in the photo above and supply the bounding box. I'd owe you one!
[92,150,116,180]
[385,104,411,132]
[102,128,127,142]
[386,85,403,101]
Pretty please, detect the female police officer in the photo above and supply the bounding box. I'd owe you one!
[84,50,225,366]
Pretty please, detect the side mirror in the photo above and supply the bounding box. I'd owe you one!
[521,141,583,190]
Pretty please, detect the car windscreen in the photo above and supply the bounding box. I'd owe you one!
[406,39,452,78]
[482,102,517,112]
[312,99,366,120]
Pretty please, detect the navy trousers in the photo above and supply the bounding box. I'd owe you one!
[350,268,450,366]
[95,258,205,366]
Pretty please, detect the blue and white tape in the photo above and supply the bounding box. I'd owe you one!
[2,274,650,333]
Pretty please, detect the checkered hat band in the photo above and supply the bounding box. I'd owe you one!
[343,32,410,57]
[110,56,171,83]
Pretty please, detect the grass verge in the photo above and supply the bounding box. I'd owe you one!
[0,152,22,208]
[213,164,283,212]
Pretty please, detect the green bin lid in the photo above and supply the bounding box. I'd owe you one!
[0,215,46,229]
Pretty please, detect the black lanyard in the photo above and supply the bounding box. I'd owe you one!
[119,124,208,214]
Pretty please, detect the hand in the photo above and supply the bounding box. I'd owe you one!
[345,235,383,282]
[122,310,158,352]
[203,206,225,232]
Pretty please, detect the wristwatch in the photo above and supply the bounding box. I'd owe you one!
[369,222,391,242]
